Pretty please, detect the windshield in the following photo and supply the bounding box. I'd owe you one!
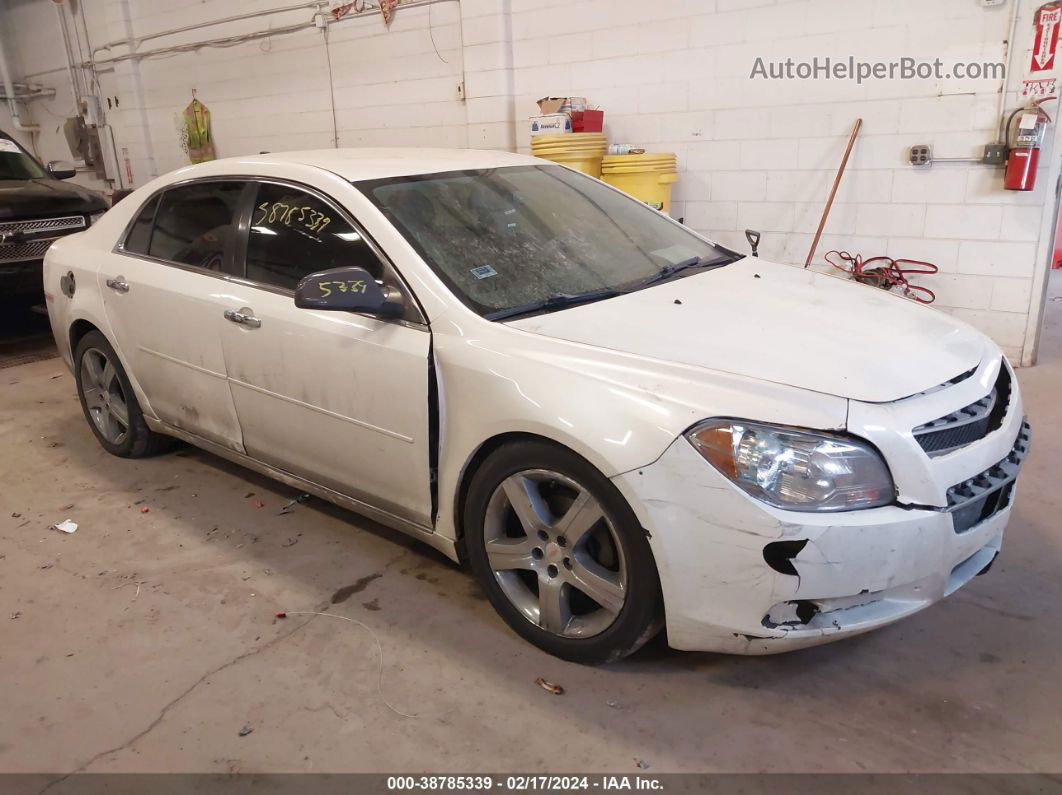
[0,138,47,180]
[357,165,736,318]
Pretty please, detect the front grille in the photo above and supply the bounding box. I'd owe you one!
[0,215,85,237]
[946,419,1030,534]
[0,236,59,264]
[914,364,1011,457]
[0,214,87,264]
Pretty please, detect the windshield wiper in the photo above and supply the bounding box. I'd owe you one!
[485,253,740,321]
[638,254,737,288]
[486,288,623,321]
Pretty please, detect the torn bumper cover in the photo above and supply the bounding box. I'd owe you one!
[612,419,1029,655]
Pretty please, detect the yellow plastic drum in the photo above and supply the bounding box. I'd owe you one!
[531,132,608,178]
[600,152,679,214]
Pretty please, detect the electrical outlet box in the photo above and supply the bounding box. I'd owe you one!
[909,145,931,166]
[982,143,1008,165]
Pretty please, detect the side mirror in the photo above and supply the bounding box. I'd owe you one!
[294,266,404,318]
[47,160,77,180]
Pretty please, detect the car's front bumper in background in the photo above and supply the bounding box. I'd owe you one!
[0,258,45,297]
[612,358,1028,655]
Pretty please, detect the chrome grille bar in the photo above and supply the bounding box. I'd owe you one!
[0,215,85,237]
[0,237,60,264]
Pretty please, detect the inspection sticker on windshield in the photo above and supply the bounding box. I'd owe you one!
[0,139,20,153]
[470,264,498,280]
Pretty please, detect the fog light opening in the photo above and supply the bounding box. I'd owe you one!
[763,599,821,629]
[794,600,819,624]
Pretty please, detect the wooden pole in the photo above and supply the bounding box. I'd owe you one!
[804,118,862,268]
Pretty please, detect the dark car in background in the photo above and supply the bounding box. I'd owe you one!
[0,132,107,303]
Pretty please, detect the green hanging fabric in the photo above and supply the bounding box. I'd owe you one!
[182,98,216,164]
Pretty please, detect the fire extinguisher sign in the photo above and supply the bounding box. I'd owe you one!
[1031,3,1062,73]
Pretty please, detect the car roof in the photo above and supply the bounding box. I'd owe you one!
[213,147,541,181]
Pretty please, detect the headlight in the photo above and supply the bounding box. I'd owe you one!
[686,419,894,512]
[88,211,105,226]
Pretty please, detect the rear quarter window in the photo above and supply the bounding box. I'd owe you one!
[122,194,159,255]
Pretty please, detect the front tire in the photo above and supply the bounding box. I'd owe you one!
[465,441,662,664]
[74,330,172,458]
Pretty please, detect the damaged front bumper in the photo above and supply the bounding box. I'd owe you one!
[612,419,1029,655]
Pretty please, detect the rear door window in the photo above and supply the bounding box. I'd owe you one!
[146,181,245,274]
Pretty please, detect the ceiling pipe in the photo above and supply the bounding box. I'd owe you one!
[0,83,57,101]
[54,0,83,112]
[0,22,39,132]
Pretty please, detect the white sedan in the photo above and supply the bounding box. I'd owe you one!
[43,149,1029,663]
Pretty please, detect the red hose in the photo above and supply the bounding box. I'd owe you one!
[824,250,937,304]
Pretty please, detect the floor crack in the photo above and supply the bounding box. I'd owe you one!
[37,609,324,793]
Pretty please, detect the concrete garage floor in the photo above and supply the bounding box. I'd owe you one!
[2,279,1062,777]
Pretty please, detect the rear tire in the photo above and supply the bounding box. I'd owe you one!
[464,440,662,664]
[74,330,172,458]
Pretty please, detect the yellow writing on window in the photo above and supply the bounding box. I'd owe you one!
[254,201,332,234]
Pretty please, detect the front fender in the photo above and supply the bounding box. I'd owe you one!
[431,321,847,542]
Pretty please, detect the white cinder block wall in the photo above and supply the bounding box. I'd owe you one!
[502,0,1058,365]
[1,0,1057,363]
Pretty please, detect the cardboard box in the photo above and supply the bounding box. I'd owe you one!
[537,96,587,114]
[530,114,572,136]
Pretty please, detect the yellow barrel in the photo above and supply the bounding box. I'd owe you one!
[531,132,608,178]
[600,152,679,213]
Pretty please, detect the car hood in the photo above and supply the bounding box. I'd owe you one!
[0,178,107,219]
[505,258,988,403]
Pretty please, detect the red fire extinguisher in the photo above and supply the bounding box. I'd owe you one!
[1005,97,1054,191]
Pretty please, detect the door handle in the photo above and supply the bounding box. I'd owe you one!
[224,308,261,329]
[105,276,130,293]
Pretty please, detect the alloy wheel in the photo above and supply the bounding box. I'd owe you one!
[483,468,628,638]
[80,347,130,446]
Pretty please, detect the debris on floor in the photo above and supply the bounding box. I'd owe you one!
[281,538,298,547]
[635,759,650,770]
[535,677,564,695]
[238,725,254,737]
[139,507,150,514]
[52,519,77,534]
[278,493,311,515]
[113,579,147,599]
